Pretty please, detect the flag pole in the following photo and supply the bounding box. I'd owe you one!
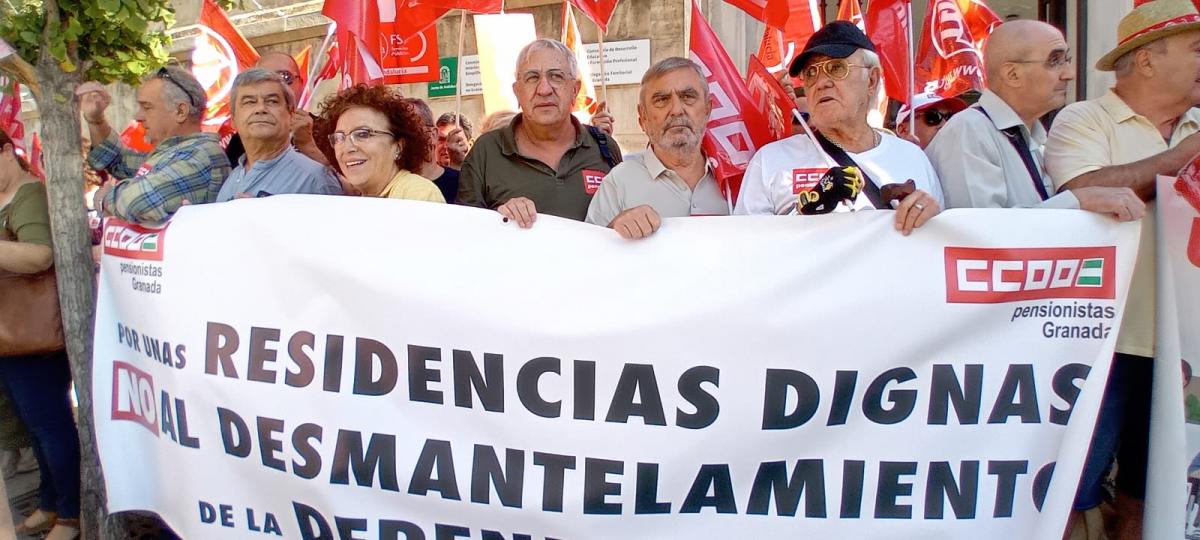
[596,21,609,103]
[682,0,692,57]
[300,23,336,111]
[906,0,915,135]
[455,9,467,129]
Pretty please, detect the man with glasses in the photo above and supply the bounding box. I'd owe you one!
[458,38,622,227]
[225,52,329,167]
[893,92,966,149]
[735,21,942,236]
[81,66,231,223]
[927,20,1144,218]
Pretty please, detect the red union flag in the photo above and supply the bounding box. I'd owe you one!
[914,0,988,98]
[837,0,864,29]
[957,0,1002,50]
[745,54,796,142]
[563,4,600,121]
[568,0,620,33]
[379,24,440,84]
[420,0,501,13]
[120,120,155,153]
[193,0,260,132]
[944,246,1117,303]
[727,0,789,29]
[690,1,774,202]
[754,0,821,75]
[1175,154,1200,267]
[864,0,911,105]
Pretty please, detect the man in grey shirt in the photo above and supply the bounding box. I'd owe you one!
[216,68,341,202]
[586,57,727,239]
[925,20,1141,219]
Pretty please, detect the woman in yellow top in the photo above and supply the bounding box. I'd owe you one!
[317,85,445,202]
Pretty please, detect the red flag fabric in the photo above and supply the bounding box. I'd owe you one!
[321,0,380,48]
[914,0,989,98]
[689,1,774,203]
[956,0,1002,52]
[568,0,620,34]
[745,54,797,142]
[28,132,42,180]
[193,0,260,132]
[119,120,155,153]
[386,0,449,42]
[337,28,386,87]
[0,81,24,152]
[380,25,440,84]
[294,45,312,81]
[754,0,821,75]
[836,0,864,29]
[864,0,911,105]
[726,0,789,29]
[419,0,502,13]
[563,4,601,120]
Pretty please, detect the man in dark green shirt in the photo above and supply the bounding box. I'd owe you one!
[457,38,621,226]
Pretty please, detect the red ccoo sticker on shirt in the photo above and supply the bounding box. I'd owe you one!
[582,169,606,195]
[792,168,827,194]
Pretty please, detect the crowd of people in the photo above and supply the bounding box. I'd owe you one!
[0,0,1196,538]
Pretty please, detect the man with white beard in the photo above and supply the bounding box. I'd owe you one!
[585,57,727,239]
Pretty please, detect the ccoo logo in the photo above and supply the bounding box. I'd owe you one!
[103,220,166,261]
[945,246,1117,303]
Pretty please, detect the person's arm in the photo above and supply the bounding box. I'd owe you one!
[0,184,53,274]
[79,84,148,179]
[0,241,51,274]
[1059,135,1200,199]
[100,149,214,223]
[585,167,625,226]
[291,112,330,166]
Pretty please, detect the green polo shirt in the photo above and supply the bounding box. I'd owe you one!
[457,114,622,221]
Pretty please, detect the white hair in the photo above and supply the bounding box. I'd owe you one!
[514,39,579,80]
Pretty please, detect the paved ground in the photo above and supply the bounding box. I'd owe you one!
[1,465,42,540]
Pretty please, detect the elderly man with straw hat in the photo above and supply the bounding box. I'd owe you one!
[1045,1,1200,537]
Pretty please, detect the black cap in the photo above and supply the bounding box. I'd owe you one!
[788,21,877,77]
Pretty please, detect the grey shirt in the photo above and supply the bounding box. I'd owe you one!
[216,145,342,202]
[926,90,1078,210]
[586,148,728,226]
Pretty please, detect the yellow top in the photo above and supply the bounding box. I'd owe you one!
[379,170,446,203]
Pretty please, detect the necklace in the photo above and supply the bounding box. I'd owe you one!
[826,129,881,153]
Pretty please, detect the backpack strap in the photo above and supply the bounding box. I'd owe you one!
[813,130,886,209]
[586,125,618,168]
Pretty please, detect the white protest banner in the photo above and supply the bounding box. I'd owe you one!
[94,201,1139,539]
[1147,169,1200,538]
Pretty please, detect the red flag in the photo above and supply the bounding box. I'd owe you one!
[380,25,440,84]
[957,0,1002,51]
[321,0,380,48]
[689,1,774,203]
[294,45,312,81]
[568,0,620,34]
[563,4,601,120]
[119,120,155,153]
[836,0,863,29]
[754,0,821,75]
[28,132,42,180]
[727,0,789,29]
[0,81,24,151]
[864,0,911,105]
[745,54,796,142]
[387,0,449,41]
[337,29,386,87]
[419,0,502,13]
[914,0,988,98]
[193,0,260,132]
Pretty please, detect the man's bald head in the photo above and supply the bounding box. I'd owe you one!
[256,51,304,97]
[985,20,1063,82]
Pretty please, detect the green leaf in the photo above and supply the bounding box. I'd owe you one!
[98,0,119,13]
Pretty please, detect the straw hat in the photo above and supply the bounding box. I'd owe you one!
[1097,0,1200,71]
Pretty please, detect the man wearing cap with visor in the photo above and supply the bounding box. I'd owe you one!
[894,91,966,149]
[929,20,1145,219]
[735,21,943,236]
[1044,1,1200,537]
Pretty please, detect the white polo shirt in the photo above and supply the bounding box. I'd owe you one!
[1045,89,1200,357]
[734,131,944,215]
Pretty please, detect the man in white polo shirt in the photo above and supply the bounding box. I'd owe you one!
[735,21,942,236]
[1044,1,1200,537]
[586,57,728,239]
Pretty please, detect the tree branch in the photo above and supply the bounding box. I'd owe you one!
[40,0,60,66]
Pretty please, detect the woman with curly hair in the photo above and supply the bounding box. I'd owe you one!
[316,85,444,202]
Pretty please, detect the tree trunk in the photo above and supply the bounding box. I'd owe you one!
[33,62,159,539]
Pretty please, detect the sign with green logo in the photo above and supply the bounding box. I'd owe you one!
[428,57,457,98]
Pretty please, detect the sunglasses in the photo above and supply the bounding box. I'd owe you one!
[156,67,197,110]
[275,70,297,85]
[921,108,954,127]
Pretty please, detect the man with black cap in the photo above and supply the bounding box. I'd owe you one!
[735,21,942,236]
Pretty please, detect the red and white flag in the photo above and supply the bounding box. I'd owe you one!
[726,0,789,30]
[563,4,601,122]
[0,81,24,152]
[745,54,797,142]
[914,0,990,98]
[956,0,1002,52]
[755,0,821,75]
[569,0,621,33]
[29,132,43,180]
[690,1,774,203]
[192,0,260,132]
[837,0,864,30]
[380,25,441,84]
[419,0,501,14]
[864,0,911,105]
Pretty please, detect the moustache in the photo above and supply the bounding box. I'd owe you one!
[661,117,695,133]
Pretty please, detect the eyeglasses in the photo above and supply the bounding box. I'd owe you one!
[801,59,868,87]
[156,67,197,110]
[921,108,954,126]
[519,69,573,88]
[275,71,298,85]
[328,128,395,147]
[1010,51,1073,69]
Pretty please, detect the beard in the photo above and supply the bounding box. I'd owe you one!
[654,117,700,151]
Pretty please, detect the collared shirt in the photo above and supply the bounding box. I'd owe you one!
[457,114,622,221]
[216,145,342,202]
[735,131,943,215]
[928,89,1079,210]
[1045,89,1200,357]
[89,131,231,223]
[585,148,728,226]
[380,170,446,203]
